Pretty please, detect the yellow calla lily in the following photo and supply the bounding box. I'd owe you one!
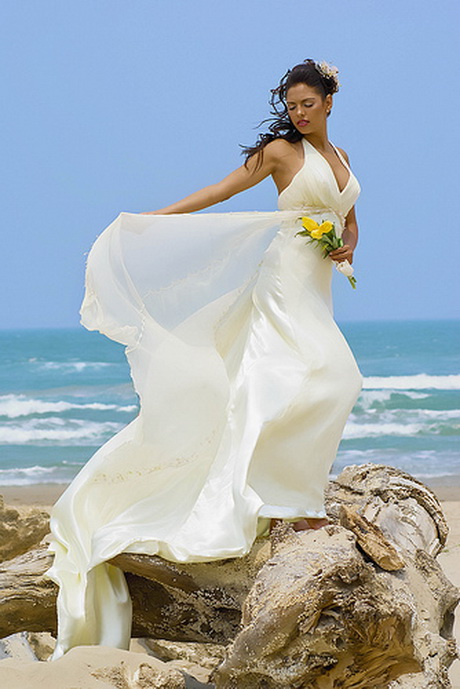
[300,216,320,233]
[297,214,357,288]
[301,216,334,239]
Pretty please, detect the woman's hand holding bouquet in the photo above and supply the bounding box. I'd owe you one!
[296,216,357,289]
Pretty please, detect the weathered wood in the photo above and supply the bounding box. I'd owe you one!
[0,539,271,643]
[326,463,449,557]
[212,522,423,688]
[0,546,57,636]
[0,547,233,642]
[212,464,459,688]
[339,504,405,570]
[0,464,458,689]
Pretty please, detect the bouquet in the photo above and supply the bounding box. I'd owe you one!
[296,216,357,289]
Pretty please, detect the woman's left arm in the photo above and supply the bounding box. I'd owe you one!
[329,205,359,264]
[328,148,359,264]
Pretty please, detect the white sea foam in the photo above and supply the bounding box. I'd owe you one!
[357,389,430,408]
[38,361,114,372]
[0,465,77,485]
[343,409,460,439]
[0,465,56,476]
[349,407,460,424]
[362,374,460,390]
[0,417,122,444]
[414,408,460,419]
[0,394,137,419]
[343,421,425,439]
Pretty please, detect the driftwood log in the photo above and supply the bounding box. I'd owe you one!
[0,464,458,688]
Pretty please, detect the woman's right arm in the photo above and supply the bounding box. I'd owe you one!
[141,141,283,215]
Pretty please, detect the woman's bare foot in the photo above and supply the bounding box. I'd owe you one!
[269,517,329,534]
[294,517,329,531]
[291,518,311,532]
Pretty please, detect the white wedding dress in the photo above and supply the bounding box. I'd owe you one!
[47,137,363,658]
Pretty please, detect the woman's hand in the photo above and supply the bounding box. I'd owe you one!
[332,207,359,264]
[329,244,354,264]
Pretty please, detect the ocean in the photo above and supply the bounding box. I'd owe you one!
[0,320,459,486]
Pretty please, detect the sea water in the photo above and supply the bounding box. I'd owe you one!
[0,320,458,486]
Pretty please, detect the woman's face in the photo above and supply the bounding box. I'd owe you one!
[286,83,332,134]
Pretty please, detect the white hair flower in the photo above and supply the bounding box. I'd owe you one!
[315,61,341,90]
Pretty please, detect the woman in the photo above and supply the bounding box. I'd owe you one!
[47,58,363,659]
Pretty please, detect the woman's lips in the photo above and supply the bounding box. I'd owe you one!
[298,120,310,126]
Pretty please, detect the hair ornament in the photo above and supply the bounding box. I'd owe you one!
[313,60,341,91]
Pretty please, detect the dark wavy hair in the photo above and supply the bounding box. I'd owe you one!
[241,59,339,170]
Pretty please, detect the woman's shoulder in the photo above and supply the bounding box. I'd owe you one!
[263,138,302,164]
[334,144,350,163]
[264,137,299,153]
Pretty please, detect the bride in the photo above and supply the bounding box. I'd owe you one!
[47,58,363,658]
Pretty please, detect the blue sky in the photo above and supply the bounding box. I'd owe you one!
[1,0,459,328]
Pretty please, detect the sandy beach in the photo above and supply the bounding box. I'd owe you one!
[1,479,459,687]
[0,483,68,507]
[2,476,459,507]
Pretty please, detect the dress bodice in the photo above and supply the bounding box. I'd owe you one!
[277,137,361,226]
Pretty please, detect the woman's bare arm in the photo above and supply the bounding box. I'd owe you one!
[328,204,359,264]
[328,148,359,264]
[141,141,284,215]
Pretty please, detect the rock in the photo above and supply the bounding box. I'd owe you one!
[140,638,225,684]
[0,495,49,563]
[26,632,56,661]
[0,632,37,662]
